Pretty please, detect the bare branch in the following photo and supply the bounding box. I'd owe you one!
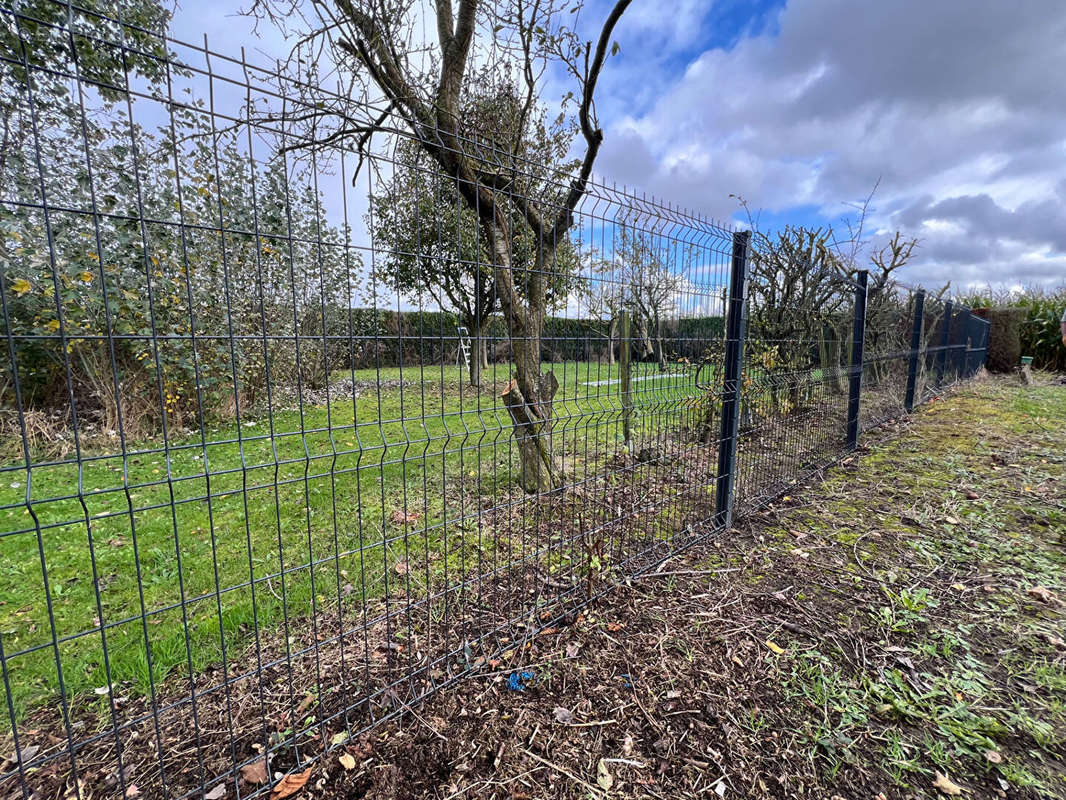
[551,0,632,241]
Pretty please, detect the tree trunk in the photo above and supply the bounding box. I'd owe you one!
[607,316,617,365]
[467,318,483,388]
[490,230,561,494]
[654,315,666,371]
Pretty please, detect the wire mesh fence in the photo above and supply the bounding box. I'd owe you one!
[0,3,988,798]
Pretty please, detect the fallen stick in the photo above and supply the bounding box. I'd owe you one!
[520,748,602,798]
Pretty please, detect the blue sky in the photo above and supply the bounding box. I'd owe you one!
[166,0,1066,290]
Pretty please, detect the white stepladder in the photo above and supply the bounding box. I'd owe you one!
[456,324,471,376]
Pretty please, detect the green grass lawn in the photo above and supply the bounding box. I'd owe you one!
[0,359,703,717]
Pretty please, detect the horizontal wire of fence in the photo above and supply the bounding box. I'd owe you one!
[0,3,989,798]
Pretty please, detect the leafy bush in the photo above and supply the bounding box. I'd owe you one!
[1,104,359,440]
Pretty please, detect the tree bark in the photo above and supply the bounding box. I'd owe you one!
[607,316,617,365]
[654,313,666,371]
[466,317,482,387]
[490,228,561,493]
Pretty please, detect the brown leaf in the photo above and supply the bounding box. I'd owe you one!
[984,750,1003,764]
[393,560,409,575]
[240,759,269,786]
[1041,632,1065,649]
[607,622,625,632]
[271,767,313,799]
[389,509,419,526]
[203,786,227,800]
[965,490,979,500]
[933,771,964,796]
[1027,585,1059,604]
[338,753,356,771]
[125,785,140,798]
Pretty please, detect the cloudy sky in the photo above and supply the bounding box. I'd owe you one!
[170,0,1066,289]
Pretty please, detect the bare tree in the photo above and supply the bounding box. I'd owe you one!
[620,230,681,371]
[251,0,634,492]
[582,255,625,365]
[735,192,924,406]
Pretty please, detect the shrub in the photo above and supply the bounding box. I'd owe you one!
[984,308,1025,373]
[961,287,1066,371]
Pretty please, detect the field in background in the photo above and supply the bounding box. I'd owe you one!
[0,359,703,714]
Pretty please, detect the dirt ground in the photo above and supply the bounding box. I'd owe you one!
[4,373,1063,800]
[312,374,1065,800]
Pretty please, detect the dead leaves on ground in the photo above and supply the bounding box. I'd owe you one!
[231,755,322,798]
[240,758,269,786]
[933,770,965,795]
[271,767,313,799]
[1026,585,1060,604]
[389,509,420,526]
[595,758,613,791]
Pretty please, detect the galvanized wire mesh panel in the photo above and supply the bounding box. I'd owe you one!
[860,283,917,432]
[732,243,855,512]
[0,4,739,796]
[0,2,991,797]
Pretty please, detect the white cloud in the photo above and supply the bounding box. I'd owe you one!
[591,0,1066,286]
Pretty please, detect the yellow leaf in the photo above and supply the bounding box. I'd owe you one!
[596,759,613,791]
[11,278,31,296]
[45,319,60,332]
[79,271,93,283]
[765,639,785,655]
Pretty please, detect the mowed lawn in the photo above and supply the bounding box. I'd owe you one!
[0,360,701,717]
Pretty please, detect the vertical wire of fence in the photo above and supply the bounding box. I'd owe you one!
[0,3,989,798]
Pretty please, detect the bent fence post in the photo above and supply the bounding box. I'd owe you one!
[904,289,925,413]
[845,270,869,451]
[714,230,751,529]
